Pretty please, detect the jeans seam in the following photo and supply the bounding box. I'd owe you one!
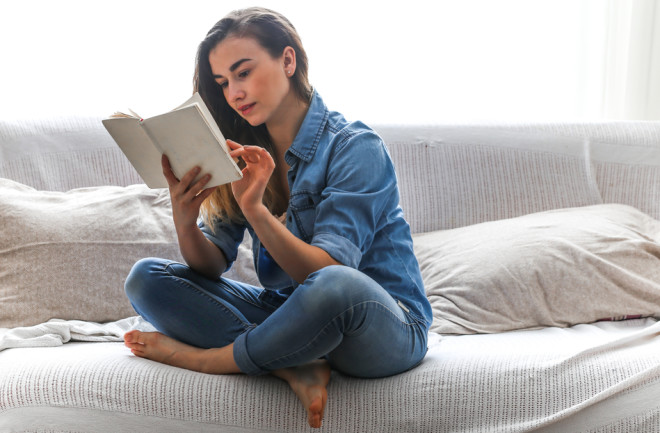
[165,269,251,331]
[344,300,416,338]
[263,299,414,367]
[164,263,267,318]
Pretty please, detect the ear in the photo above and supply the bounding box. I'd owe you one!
[282,46,297,77]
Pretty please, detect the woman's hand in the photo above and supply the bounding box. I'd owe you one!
[227,139,275,216]
[162,154,216,231]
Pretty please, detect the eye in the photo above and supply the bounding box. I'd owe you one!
[217,81,228,89]
[238,69,250,79]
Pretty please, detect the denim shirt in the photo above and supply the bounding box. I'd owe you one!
[200,90,432,327]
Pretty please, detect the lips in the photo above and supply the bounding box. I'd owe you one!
[238,103,256,115]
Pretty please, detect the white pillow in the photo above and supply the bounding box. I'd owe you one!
[413,204,660,334]
[0,179,183,328]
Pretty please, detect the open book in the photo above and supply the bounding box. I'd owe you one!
[102,93,242,189]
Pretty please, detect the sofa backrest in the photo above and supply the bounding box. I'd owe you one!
[2,117,660,235]
[376,122,660,233]
[0,117,142,192]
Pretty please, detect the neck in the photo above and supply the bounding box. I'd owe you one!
[266,92,310,161]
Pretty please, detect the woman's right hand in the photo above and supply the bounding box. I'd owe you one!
[162,154,216,231]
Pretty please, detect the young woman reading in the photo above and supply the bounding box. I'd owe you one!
[123,7,432,429]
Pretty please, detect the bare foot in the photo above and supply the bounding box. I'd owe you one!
[123,330,204,370]
[273,360,331,429]
[124,331,330,427]
[123,330,240,374]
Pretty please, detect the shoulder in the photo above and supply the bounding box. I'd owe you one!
[320,115,396,184]
[326,114,387,157]
[308,91,390,166]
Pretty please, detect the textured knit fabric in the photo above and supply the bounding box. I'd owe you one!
[0,180,183,328]
[415,204,660,334]
[4,117,660,432]
[3,319,660,432]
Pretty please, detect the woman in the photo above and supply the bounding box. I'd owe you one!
[123,7,432,429]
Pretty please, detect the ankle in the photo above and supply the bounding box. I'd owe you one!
[199,347,241,375]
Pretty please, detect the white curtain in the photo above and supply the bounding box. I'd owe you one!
[593,0,660,120]
[0,1,658,122]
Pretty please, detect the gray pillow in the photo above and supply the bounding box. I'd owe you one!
[0,179,182,328]
[413,204,660,334]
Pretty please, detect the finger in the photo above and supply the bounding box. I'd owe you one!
[247,146,275,168]
[179,166,202,191]
[161,154,179,186]
[226,139,243,150]
[229,148,245,159]
[185,173,212,200]
[227,140,245,163]
[240,146,265,164]
[192,186,217,207]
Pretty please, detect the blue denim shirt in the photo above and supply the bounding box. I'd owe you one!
[200,90,432,327]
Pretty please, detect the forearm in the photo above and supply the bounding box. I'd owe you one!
[177,224,227,279]
[246,205,340,284]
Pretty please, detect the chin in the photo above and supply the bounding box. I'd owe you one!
[245,116,267,127]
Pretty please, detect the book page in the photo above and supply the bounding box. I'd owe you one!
[108,108,142,120]
[141,105,242,188]
[101,117,167,188]
[172,93,230,157]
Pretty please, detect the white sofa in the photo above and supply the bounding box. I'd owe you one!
[3,117,660,432]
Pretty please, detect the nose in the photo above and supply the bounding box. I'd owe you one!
[225,81,245,104]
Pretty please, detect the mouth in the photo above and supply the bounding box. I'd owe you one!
[238,103,256,115]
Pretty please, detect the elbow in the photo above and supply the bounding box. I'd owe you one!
[296,254,343,284]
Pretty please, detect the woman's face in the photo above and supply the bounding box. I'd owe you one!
[209,36,292,127]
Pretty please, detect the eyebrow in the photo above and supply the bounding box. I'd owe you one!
[212,58,252,79]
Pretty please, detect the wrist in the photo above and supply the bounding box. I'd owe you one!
[176,220,201,238]
[242,203,271,225]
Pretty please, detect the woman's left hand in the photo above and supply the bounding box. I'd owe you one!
[227,139,275,216]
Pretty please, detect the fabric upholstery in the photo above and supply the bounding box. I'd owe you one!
[414,204,660,334]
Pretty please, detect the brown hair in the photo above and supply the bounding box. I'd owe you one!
[193,7,312,225]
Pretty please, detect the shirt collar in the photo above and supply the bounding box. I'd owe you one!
[286,89,329,164]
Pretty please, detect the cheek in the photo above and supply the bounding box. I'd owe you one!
[253,74,271,94]
[260,69,289,97]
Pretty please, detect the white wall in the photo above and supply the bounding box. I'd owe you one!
[1,0,657,124]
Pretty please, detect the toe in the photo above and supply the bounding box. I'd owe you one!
[124,330,141,343]
[307,395,325,428]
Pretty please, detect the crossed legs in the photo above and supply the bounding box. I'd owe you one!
[123,332,330,428]
[124,259,427,429]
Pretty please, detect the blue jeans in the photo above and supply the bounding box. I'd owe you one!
[124,258,428,378]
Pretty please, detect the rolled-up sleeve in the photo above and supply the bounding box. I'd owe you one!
[198,217,246,271]
[310,130,398,268]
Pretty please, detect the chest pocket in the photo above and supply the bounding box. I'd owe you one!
[288,191,320,243]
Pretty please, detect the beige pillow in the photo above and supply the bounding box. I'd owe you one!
[0,179,183,328]
[413,204,660,335]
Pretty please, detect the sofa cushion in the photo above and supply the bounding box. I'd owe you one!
[0,179,183,328]
[413,204,660,334]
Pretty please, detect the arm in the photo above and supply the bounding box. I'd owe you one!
[227,141,340,284]
[248,205,340,284]
[176,223,227,279]
[162,155,226,279]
